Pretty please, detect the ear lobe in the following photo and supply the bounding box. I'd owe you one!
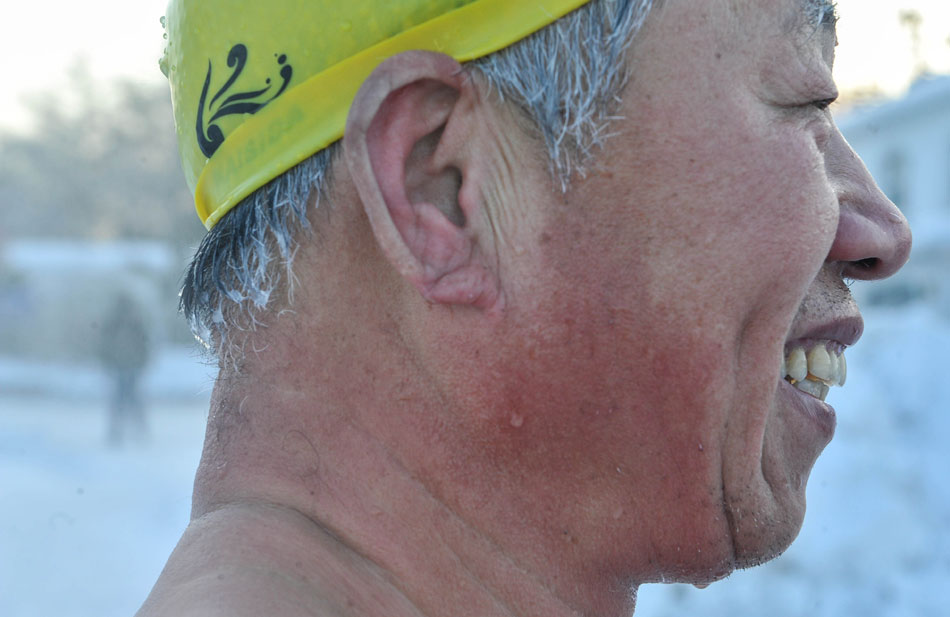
[344,51,502,311]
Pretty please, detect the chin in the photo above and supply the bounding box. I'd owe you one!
[731,523,801,571]
[725,460,812,571]
[720,364,835,570]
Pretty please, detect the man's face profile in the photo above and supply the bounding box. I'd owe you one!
[437,0,908,584]
[140,0,913,615]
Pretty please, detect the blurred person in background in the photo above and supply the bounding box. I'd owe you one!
[99,292,150,446]
[139,0,911,615]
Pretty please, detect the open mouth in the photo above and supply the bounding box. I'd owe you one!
[781,342,847,402]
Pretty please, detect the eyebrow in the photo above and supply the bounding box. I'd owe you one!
[802,0,838,31]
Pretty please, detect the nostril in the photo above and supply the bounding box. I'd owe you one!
[842,257,880,280]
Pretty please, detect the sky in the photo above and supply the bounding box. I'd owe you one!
[1,1,169,132]
[1,0,950,133]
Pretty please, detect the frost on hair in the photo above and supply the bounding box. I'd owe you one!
[180,144,339,367]
[179,0,655,366]
[471,0,654,188]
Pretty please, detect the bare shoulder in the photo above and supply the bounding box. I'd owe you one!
[135,504,345,617]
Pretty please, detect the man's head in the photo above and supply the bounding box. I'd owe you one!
[165,0,654,363]
[164,0,911,604]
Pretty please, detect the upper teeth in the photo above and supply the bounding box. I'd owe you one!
[782,343,847,401]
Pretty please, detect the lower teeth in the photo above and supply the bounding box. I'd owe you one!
[788,378,830,401]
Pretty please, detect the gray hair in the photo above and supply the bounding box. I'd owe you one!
[181,0,656,364]
[804,0,838,29]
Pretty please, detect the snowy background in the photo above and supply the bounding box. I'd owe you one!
[1,296,948,617]
[0,349,215,617]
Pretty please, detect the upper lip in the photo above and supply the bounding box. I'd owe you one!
[784,313,864,350]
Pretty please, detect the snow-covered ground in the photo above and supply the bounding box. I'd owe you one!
[1,303,947,617]
[0,346,215,617]
[0,396,208,617]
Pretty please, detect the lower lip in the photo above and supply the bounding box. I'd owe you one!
[778,378,836,442]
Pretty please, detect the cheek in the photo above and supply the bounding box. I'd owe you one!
[630,117,833,301]
[757,131,838,254]
[700,128,834,263]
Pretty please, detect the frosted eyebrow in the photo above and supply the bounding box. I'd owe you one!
[787,0,837,50]
[801,0,838,31]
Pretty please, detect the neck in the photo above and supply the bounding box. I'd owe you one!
[188,347,639,617]
[184,242,642,616]
[191,380,627,616]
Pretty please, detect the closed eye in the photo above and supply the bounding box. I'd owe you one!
[811,96,837,111]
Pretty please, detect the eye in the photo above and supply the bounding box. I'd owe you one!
[809,96,837,111]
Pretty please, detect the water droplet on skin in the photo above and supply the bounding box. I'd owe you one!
[698,442,704,452]
[509,414,524,428]
[612,506,624,520]
[694,582,710,590]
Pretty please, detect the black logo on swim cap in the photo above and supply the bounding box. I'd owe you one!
[196,44,293,158]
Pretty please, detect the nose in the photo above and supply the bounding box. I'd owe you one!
[825,130,912,281]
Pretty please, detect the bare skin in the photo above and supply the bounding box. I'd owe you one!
[138,0,911,615]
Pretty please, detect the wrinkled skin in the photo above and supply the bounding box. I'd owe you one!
[396,0,910,591]
[138,1,911,616]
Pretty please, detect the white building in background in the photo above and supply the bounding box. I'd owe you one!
[0,239,216,399]
[0,239,176,363]
[836,75,950,312]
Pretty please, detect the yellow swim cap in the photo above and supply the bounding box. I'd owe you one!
[162,0,594,229]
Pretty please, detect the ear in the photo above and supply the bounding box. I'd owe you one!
[344,50,502,311]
